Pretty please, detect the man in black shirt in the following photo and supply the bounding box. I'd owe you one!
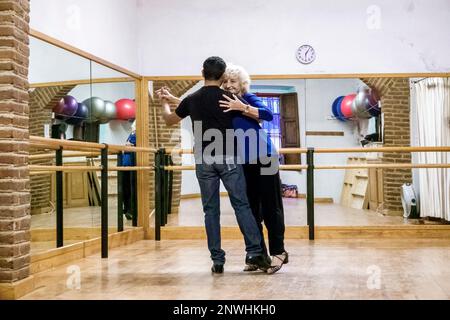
[160,56,270,273]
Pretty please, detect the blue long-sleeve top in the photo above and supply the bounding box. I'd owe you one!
[122,132,136,166]
[232,92,276,164]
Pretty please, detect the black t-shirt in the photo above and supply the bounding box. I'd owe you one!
[175,86,239,157]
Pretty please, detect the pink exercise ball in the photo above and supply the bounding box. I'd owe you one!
[115,99,136,120]
[340,94,356,119]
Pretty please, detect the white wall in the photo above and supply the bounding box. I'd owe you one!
[179,78,367,202]
[30,0,140,73]
[31,0,450,76]
[137,0,450,76]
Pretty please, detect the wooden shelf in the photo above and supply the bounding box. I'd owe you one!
[340,157,369,209]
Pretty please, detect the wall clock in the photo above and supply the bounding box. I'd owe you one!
[296,45,316,64]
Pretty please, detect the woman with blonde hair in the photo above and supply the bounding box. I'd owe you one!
[219,64,288,274]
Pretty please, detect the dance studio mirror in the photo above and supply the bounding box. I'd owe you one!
[149,76,450,229]
[29,36,138,254]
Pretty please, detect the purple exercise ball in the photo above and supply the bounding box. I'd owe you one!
[65,102,88,125]
[54,96,78,119]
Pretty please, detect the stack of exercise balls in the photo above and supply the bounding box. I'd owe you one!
[53,96,136,125]
[331,85,380,121]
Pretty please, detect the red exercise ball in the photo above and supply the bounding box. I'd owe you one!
[115,99,136,120]
[340,94,356,119]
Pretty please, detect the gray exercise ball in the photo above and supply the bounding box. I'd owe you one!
[83,97,105,123]
[352,88,372,119]
[98,100,117,124]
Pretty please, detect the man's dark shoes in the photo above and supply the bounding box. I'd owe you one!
[244,254,271,272]
[211,264,224,274]
[245,255,271,272]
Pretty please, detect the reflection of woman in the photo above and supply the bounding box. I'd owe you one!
[157,65,288,274]
[122,121,136,220]
[220,64,288,274]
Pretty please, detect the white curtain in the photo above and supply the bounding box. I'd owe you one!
[413,78,450,220]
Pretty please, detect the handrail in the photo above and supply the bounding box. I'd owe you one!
[28,162,450,173]
[29,165,103,172]
[163,163,450,171]
[29,151,101,160]
[30,136,157,154]
[165,148,309,155]
[315,163,450,170]
[314,146,450,153]
[163,146,450,155]
[30,171,55,176]
[108,144,157,153]
[109,166,154,171]
[165,165,195,171]
[30,136,105,150]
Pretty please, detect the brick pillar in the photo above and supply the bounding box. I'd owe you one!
[361,77,412,215]
[148,80,198,214]
[0,0,31,289]
[380,78,412,214]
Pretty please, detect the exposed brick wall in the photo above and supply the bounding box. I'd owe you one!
[29,85,75,214]
[0,0,31,283]
[361,78,412,215]
[148,80,199,214]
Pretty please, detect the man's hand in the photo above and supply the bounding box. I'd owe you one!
[158,87,183,126]
[219,94,247,113]
[156,86,181,105]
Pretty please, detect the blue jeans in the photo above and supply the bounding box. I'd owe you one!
[195,162,263,265]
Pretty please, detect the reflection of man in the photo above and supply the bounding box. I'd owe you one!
[158,56,270,274]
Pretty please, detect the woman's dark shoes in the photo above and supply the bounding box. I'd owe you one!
[267,251,289,274]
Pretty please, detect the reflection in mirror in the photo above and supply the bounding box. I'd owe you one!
[29,37,91,254]
[89,61,137,234]
[160,77,449,230]
[29,36,138,255]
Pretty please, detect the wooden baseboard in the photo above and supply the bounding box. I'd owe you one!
[0,228,145,300]
[31,227,120,242]
[160,225,450,240]
[31,207,52,215]
[181,193,334,203]
[297,194,334,203]
[30,227,144,274]
[0,276,35,300]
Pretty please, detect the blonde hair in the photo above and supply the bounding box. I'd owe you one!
[224,63,251,94]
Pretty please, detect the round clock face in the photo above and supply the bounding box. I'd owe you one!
[296,45,316,64]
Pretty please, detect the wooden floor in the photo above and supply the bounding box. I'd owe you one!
[22,239,450,300]
[172,197,431,226]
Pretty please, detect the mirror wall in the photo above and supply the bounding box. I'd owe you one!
[150,76,449,228]
[29,37,138,254]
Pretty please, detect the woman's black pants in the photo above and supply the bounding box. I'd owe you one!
[243,161,286,256]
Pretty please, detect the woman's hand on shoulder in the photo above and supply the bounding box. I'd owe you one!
[219,94,247,113]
